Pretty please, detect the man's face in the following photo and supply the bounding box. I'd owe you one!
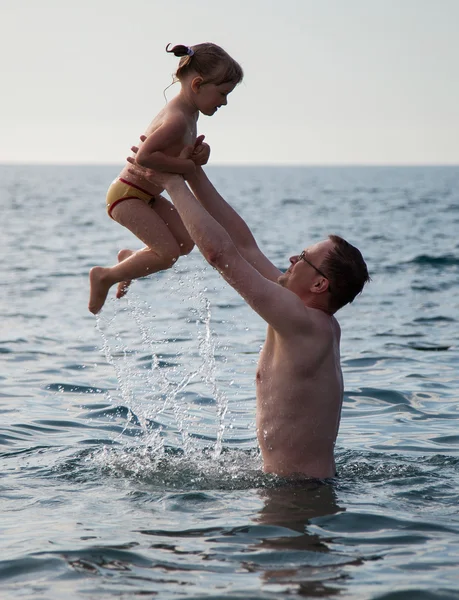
[278,239,334,293]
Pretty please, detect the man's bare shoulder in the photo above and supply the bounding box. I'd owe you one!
[282,305,338,340]
[304,309,341,339]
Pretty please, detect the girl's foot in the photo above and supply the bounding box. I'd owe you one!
[88,267,112,314]
[116,249,135,299]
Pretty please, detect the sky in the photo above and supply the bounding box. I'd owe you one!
[2,0,459,165]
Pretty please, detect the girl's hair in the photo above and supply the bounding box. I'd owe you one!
[166,42,243,86]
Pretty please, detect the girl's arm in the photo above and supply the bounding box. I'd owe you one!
[135,118,195,177]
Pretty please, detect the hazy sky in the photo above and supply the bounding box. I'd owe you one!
[2,0,458,164]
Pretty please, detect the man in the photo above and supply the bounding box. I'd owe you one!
[128,140,370,479]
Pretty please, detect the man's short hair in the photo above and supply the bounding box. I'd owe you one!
[320,234,370,311]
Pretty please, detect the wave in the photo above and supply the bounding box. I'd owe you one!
[407,254,459,267]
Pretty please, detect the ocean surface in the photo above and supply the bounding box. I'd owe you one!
[1,164,459,599]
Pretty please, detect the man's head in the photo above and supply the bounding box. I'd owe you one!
[279,235,370,313]
[320,235,370,311]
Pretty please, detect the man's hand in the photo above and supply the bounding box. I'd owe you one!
[127,140,181,187]
[126,135,153,178]
[126,140,157,179]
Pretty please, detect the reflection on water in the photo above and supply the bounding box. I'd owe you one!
[256,481,343,536]
[254,483,360,597]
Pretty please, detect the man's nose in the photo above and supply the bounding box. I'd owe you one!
[290,256,297,264]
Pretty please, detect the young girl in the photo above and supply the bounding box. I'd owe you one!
[88,43,243,314]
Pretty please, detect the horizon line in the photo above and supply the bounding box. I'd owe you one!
[0,162,458,168]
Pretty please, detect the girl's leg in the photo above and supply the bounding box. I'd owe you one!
[89,199,182,314]
[153,194,195,256]
[115,195,195,299]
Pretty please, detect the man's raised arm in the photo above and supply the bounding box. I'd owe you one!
[159,174,311,337]
[187,166,280,282]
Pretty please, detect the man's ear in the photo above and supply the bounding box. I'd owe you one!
[191,76,204,93]
[313,278,329,294]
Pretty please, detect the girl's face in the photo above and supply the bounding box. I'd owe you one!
[194,81,236,116]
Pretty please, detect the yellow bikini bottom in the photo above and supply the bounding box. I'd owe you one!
[106,178,156,218]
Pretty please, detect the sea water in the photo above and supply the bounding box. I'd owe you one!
[1,164,459,599]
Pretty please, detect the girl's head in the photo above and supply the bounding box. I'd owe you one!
[166,42,243,87]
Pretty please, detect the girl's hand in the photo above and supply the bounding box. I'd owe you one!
[189,134,210,166]
[192,142,210,166]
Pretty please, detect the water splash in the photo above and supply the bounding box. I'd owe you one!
[95,312,144,438]
[125,294,199,455]
[88,445,264,490]
[196,295,228,458]
[94,274,230,462]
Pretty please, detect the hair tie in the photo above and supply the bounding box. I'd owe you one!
[186,47,194,56]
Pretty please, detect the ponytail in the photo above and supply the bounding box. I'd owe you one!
[165,43,194,57]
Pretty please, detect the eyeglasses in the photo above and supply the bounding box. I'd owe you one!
[298,250,332,293]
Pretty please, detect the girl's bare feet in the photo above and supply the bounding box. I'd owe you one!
[116,249,134,299]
